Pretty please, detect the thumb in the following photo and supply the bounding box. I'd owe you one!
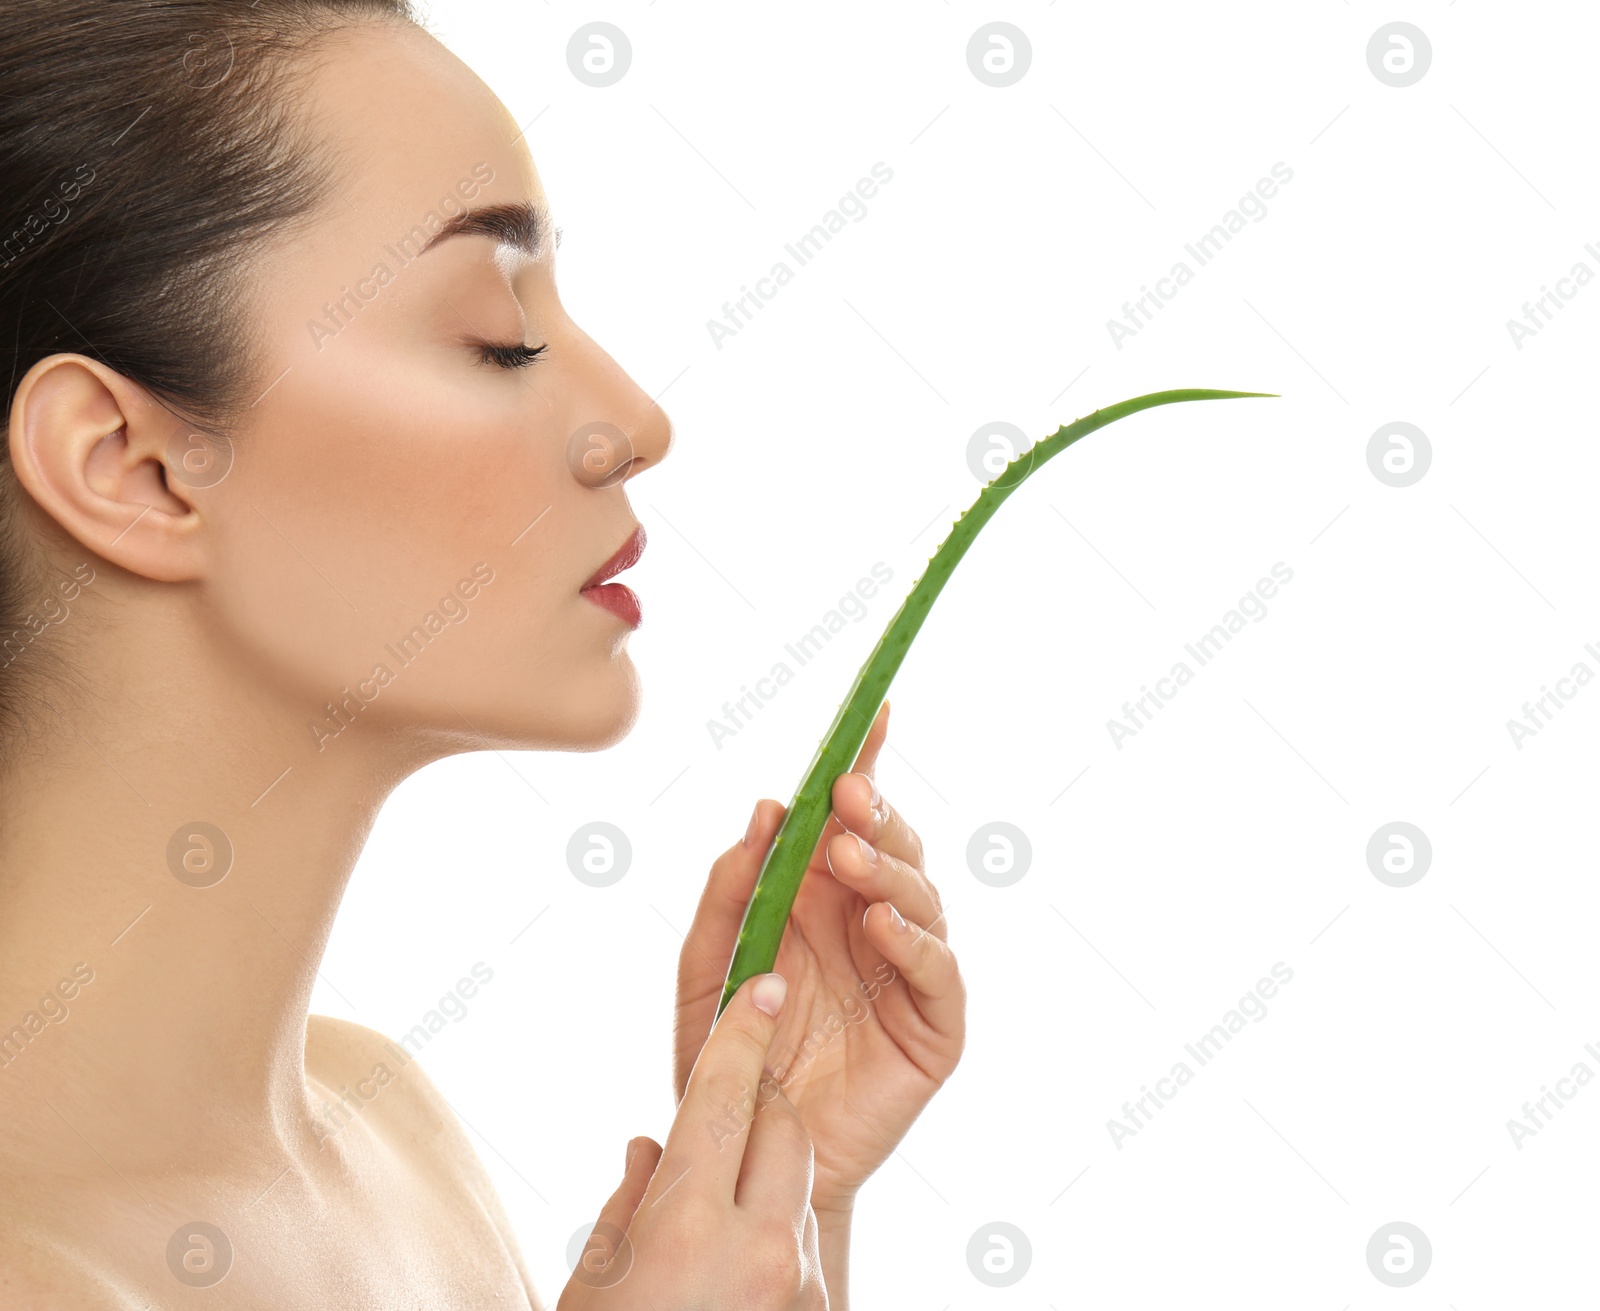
[677,802,785,989]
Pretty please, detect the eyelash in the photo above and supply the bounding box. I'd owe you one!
[479,341,550,370]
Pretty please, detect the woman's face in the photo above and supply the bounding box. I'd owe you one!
[198,19,673,755]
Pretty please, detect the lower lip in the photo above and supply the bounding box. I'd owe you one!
[581,582,641,628]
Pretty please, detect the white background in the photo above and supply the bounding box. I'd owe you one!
[313,2,1600,1305]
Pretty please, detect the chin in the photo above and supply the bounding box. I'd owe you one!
[538,658,643,753]
[584,665,644,750]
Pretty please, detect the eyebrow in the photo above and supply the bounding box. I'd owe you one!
[421,200,562,258]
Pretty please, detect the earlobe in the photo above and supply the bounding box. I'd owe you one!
[7,354,208,584]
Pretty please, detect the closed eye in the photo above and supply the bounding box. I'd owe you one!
[480,341,549,370]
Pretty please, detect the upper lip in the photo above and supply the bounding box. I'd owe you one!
[582,524,646,590]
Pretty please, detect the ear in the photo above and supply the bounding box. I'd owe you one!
[7,354,211,584]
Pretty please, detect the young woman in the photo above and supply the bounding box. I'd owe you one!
[0,2,966,1306]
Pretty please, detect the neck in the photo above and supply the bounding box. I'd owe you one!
[0,626,429,1179]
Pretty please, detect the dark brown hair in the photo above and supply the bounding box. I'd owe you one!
[0,0,417,744]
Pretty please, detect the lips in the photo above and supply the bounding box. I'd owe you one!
[581,524,646,590]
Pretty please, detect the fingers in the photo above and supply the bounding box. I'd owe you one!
[695,801,782,927]
[736,1079,814,1230]
[677,799,793,1003]
[742,795,785,856]
[655,972,794,1207]
[579,1135,664,1287]
[677,807,774,983]
[862,902,966,1045]
[827,703,943,937]
[825,764,941,939]
[845,699,891,781]
[825,825,942,938]
[830,768,924,870]
[599,1136,662,1232]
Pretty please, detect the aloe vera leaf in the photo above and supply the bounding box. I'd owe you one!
[713,387,1277,1020]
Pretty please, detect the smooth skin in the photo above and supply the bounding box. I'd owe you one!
[0,13,961,1311]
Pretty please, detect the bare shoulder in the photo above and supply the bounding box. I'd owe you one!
[304,1013,478,1179]
[304,1014,544,1309]
[0,1223,129,1311]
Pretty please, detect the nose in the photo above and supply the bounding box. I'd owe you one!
[565,344,675,490]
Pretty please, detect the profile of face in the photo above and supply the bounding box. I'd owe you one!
[9,19,673,763]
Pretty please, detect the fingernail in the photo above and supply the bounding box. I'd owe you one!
[752,972,787,1016]
[888,904,908,934]
[865,773,881,814]
[625,1137,638,1170]
[742,801,761,850]
[856,834,878,864]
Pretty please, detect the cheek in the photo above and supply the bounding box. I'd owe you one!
[201,355,583,709]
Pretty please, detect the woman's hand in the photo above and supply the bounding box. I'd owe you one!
[673,701,967,1215]
[561,973,827,1310]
